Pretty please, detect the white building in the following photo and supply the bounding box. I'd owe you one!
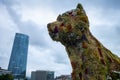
[0,67,11,75]
[31,70,54,80]
[55,75,72,80]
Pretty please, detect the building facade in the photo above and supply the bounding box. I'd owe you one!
[55,75,72,80]
[8,33,29,79]
[0,67,11,75]
[31,70,54,80]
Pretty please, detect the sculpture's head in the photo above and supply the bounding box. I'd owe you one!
[47,3,89,46]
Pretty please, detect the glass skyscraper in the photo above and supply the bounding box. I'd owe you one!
[8,33,29,79]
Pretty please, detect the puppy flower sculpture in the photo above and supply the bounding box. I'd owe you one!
[47,3,120,80]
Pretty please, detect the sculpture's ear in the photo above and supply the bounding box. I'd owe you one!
[76,3,83,10]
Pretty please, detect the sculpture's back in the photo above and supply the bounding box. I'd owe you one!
[47,3,120,80]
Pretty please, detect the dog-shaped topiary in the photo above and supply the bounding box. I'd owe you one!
[47,3,120,80]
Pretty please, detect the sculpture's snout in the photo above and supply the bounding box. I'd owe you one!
[47,23,51,28]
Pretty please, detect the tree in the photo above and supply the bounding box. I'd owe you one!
[0,74,14,80]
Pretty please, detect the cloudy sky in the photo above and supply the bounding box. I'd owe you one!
[0,0,120,78]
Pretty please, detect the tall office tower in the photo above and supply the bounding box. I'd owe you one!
[8,33,29,79]
[31,70,54,80]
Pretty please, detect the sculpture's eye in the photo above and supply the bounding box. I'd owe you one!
[80,27,84,32]
[71,11,77,16]
[60,23,65,27]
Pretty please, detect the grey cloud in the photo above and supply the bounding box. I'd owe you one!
[84,0,120,9]
[0,56,9,69]
[100,0,120,9]
[116,26,120,34]
[3,0,49,48]
[53,51,69,64]
[18,21,49,47]
[0,33,15,69]
[1,0,19,6]
[49,44,70,65]
[0,12,18,69]
[91,24,120,56]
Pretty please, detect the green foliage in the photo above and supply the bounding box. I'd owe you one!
[59,32,80,46]
[110,72,120,80]
[24,78,28,80]
[0,74,14,80]
[77,3,83,9]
